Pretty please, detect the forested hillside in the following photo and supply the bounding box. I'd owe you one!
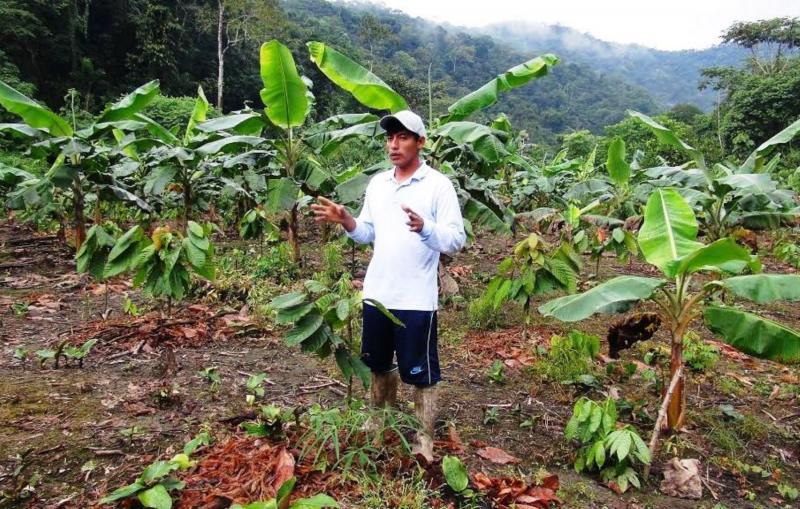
[0,0,657,143]
[482,22,748,110]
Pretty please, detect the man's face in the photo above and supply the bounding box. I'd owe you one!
[386,130,424,168]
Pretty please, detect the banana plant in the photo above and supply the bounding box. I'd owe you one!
[539,188,800,432]
[307,40,559,234]
[128,87,265,228]
[105,221,215,314]
[0,81,159,249]
[480,233,581,336]
[76,222,122,316]
[629,111,800,239]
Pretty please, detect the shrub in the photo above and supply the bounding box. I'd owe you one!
[534,330,600,382]
[564,397,650,493]
[683,332,720,373]
[141,95,219,132]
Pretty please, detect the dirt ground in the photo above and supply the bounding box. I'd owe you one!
[1,219,798,509]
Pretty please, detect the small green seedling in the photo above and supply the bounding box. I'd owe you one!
[488,360,505,383]
[198,366,221,392]
[229,477,339,509]
[245,372,268,405]
[483,407,500,426]
[123,297,140,317]
[62,338,98,367]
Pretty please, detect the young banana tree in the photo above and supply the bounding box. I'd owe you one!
[629,111,800,239]
[129,87,264,228]
[307,40,559,234]
[539,188,800,432]
[0,80,159,249]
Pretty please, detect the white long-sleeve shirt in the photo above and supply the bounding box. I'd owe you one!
[346,162,466,311]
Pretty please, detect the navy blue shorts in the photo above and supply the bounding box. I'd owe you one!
[361,303,440,387]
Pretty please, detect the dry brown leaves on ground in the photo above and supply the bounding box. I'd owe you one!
[176,435,340,508]
[464,326,541,368]
[64,304,259,353]
[472,471,562,509]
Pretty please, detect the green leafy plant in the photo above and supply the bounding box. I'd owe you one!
[241,404,290,439]
[773,237,800,269]
[683,332,720,372]
[98,432,208,508]
[61,338,98,367]
[99,455,193,508]
[107,221,215,312]
[245,372,269,405]
[198,366,221,392]
[483,407,500,426]
[777,482,799,502]
[541,188,800,435]
[122,296,140,316]
[564,397,650,493]
[229,477,339,509]
[297,401,417,475]
[629,111,800,239]
[442,455,482,505]
[0,80,158,250]
[271,278,400,395]
[487,360,505,383]
[534,330,599,383]
[479,233,580,334]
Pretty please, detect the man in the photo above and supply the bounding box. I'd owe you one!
[310,110,466,461]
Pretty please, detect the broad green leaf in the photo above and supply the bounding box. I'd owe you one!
[138,461,177,483]
[183,431,211,456]
[290,494,340,508]
[665,238,753,277]
[99,482,144,503]
[307,41,407,113]
[196,112,265,136]
[434,122,509,162]
[739,208,800,229]
[195,135,263,156]
[715,274,800,304]
[270,292,307,310]
[276,303,315,324]
[260,40,309,129]
[704,306,800,363]
[606,137,630,187]
[285,312,324,346]
[538,276,665,322]
[742,117,800,171]
[0,123,46,138]
[184,86,209,143]
[461,195,510,234]
[363,299,405,327]
[638,189,702,275]
[137,484,172,509]
[718,173,776,195]
[335,173,370,205]
[628,110,705,169]
[0,80,72,136]
[97,80,160,124]
[132,114,181,145]
[442,455,469,492]
[266,177,299,212]
[276,476,297,505]
[445,54,558,122]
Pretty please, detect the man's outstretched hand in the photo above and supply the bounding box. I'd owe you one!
[401,204,424,233]
[311,196,356,231]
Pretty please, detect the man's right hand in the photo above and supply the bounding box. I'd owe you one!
[310,196,356,232]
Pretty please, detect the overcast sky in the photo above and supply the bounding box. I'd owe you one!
[354,0,800,51]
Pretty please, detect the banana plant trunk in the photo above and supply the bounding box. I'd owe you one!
[287,203,300,264]
[73,175,86,250]
[182,180,192,230]
[666,324,687,430]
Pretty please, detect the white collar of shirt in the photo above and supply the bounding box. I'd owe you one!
[385,161,430,184]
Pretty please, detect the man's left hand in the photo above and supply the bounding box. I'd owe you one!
[401,204,424,233]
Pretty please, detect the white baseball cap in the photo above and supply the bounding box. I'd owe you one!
[379,110,427,138]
